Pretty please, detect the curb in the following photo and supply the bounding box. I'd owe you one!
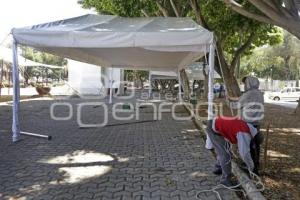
[182,104,266,200]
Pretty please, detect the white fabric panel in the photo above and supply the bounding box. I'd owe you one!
[68,60,103,95]
[102,67,121,89]
[31,47,198,71]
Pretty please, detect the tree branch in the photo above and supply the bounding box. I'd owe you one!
[141,9,150,17]
[263,0,294,19]
[155,1,169,17]
[223,0,300,39]
[248,0,290,22]
[283,0,300,19]
[169,0,180,17]
[262,0,278,11]
[189,0,209,29]
[230,32,256,71]
[223,0,277,25]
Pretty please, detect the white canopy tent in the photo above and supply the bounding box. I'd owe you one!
[11,14,215,148]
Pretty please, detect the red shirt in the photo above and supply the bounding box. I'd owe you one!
[214,117,251,144]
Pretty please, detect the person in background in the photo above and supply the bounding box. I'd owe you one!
[227,76,264,174]
[219,84,224,98]
[228,76,264,125]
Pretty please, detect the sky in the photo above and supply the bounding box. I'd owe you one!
[0,0,95,44]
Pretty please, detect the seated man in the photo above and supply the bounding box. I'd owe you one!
[206,116,257,186]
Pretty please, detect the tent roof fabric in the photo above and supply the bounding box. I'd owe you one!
[150,71,178,80]
[12,14,214,71]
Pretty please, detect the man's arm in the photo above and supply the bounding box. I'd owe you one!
[227,96,240,101]
[237,132,254,171]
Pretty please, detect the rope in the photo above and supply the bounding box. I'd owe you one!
[196,155,265,200]
[0,33,11,47]
[215,45,234,116]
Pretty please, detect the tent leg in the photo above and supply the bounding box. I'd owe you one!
[177,69,182,102]
[205,43,215,149]
[0,59,3,97]
[148,71,152,99]
[109,67,113,104]
[12,39,21,142]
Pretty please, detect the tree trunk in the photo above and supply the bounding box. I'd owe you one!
[222,63,241,97]
[216,43,241,97]
[295,98,300,114]
[180,69,190,100]
[284,56,291,80]
[139,77,144,88]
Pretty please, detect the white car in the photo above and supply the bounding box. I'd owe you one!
[269,87,300,101]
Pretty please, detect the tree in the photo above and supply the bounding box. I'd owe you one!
[78,0,281,97]
[124,70,149,88]
[21,47,67,66]
[222,0,300,40]
[191,0,281,96]
[22,66,42,86]
[270,31,300,81]
[241,30,300,81]
[222,0,300,113]
[20,46,67,85]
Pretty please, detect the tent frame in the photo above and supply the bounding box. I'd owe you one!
[11,38,216,144]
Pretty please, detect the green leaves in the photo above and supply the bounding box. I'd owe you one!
[21,46,67,66]
[78,0,280,64]
[78,0,157,17]
[241,30,300,80]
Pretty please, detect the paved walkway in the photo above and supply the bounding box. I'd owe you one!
[0,97,238,200]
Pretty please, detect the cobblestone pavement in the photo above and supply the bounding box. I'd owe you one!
[0,96,239,200]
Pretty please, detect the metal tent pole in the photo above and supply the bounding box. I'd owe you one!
[148,71,152,98]
[109,67,113,104]
[177,68,182,102]
[11,37,52,142]
[12,39,21,142]
[0,59,3,97]
[205,42,216,149]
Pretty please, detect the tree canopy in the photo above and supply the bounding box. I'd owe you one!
[78,0,282,96]
[21,47,67,66]
[20,47,67,85]
[222,0,300,40]
[241,30,300,81]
